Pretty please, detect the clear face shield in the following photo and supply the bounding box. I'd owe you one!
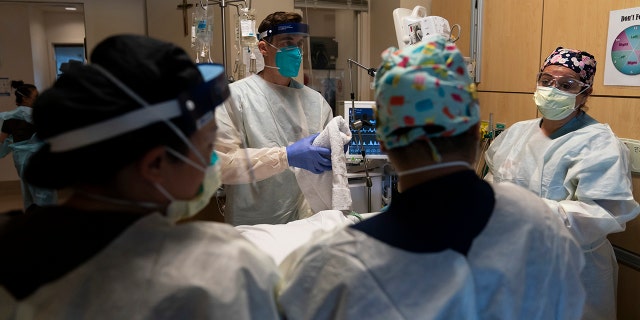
[47,63,229,158]
[45,63,233,220]
[258,22,309,77]
[258,22,309,43]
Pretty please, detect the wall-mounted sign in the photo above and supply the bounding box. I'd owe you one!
[605,7,640,86]
[0,78,10,96]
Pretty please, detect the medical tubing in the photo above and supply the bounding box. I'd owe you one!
[348,59,355,124]
[354,124,372,212]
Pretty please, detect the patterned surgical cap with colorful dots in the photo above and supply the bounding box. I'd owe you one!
[542,47,597,85]
[374,34,480,153]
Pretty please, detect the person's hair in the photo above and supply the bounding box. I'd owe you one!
[11,80,37,106]
[258,11,303,42]
[386,126,479,164]
[579,99,590,113]
[28,68,190,188]
[24,35,204,189]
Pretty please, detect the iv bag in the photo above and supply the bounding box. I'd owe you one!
[239,8,257,47]
[194,12,212,45]
[192,4,214,62]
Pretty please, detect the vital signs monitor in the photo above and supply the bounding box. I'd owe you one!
[343,101,387,161]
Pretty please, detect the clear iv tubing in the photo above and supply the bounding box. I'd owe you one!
[249,48,257,74]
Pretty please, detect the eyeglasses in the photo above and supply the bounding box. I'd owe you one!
[537,72,589,94]
[263,34,305,50]
[265,40,304,55]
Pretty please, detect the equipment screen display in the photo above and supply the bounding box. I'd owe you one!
[344,101,387,160]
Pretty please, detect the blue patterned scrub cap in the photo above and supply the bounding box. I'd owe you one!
[542,47,597,85]
[374,35,479,155]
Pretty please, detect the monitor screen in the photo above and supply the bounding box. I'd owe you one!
[343,101,387,160]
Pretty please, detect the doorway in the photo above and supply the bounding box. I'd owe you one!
[54,44,85,78]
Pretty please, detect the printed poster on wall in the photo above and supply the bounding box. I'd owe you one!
[605,7,640,86]
[0,78,9,96]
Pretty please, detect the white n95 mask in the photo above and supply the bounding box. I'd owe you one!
[155,149,222,223]
[533,86,579,120]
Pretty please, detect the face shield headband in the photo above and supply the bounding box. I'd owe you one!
[258,22,309,41]
[46,63,229,158]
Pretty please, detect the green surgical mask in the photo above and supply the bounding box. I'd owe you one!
[155,148,222,223]
[533,86,578,120]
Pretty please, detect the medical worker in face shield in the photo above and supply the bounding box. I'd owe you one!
[278,36,585,320]
[0,81,57,211]
[215,11,334,225]
[485,47,640,320]
[0,35,280,319]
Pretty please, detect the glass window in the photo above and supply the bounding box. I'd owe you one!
[54,44,85,78]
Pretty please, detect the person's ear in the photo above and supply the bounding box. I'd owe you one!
[258,40,269,56]
[139,146,168,183]
[577,86,593,107]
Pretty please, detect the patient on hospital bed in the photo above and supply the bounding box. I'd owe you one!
[233,111,370,265]
[236,210,379,265]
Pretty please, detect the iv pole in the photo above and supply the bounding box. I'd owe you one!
[181,0,247,81]
[210,0,247,81]
[347,58,376,212]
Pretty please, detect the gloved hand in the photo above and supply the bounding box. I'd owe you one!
[286,133,332,174]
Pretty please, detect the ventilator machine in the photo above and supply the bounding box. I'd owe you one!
[392,4,460,48]
[344,100,394,214]
[344,4,468,214]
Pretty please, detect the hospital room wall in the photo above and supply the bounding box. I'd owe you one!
[370,0,442,69]
[146,0,294,73]
[0,0,147,183]
[0,0,295,183]
[368,0,471,64]
[434,1,640,319]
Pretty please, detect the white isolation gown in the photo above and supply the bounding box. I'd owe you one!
[0,213,281,320]
[278,178,585,320]
[215,74,333,225]
[485,116,640,320]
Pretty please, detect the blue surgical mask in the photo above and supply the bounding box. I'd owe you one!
[266,42,302,77]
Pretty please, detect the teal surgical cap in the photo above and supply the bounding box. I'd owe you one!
[374,34,480,151]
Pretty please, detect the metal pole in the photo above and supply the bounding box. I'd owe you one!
[207,0,246,80]
[219,0,228,79]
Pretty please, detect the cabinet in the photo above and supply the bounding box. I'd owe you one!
[477,0,543,92]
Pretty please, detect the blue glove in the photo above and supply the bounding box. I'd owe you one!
[286,133,332,174]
